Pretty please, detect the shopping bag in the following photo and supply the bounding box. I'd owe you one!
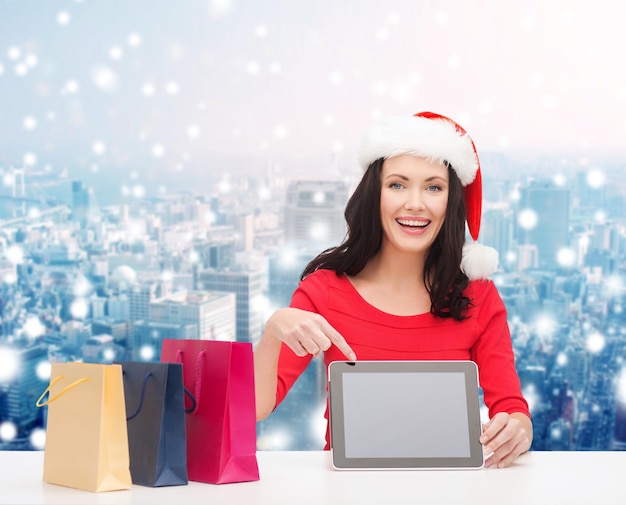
[116,361,188,487]
[160,339,260,484]
[35,362,131,492]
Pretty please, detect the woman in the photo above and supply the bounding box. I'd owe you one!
[254,112,532,469]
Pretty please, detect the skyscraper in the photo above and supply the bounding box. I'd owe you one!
[128,283,158,322]
[612,369,626,450]
[575,170,606,215]
[197,269,264,344]
[0,343,48,446]
[71,181,90,228]
[517,179,570,269]
[481,207,514,269]
[234,214,255,253]
[613,399,626,450]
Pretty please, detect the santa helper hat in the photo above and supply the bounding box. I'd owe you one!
[357,111,498,280]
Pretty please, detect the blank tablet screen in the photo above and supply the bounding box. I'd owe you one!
[329,361,484,469]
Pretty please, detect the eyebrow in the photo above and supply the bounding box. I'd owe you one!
[383,173,448,183]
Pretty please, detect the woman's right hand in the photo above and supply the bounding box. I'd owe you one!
[264,307,357,361]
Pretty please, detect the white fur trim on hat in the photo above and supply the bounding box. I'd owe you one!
[461,242,499,280]
[357,115,479,186]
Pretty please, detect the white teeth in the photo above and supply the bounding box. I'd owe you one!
[397,219,428,227]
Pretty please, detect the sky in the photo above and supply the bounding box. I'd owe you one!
[0,0,625,193]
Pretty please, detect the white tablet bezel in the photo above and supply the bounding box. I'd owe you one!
[328,360,484,470]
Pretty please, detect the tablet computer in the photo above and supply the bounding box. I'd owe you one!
[328,360,484,470]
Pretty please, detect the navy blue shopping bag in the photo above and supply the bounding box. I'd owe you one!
[116,361,188,487]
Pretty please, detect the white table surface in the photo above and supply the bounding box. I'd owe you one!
[0,450,624,505]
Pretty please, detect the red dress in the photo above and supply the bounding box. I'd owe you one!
[275,269,530,449]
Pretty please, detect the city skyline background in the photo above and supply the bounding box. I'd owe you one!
[2,1,626,454]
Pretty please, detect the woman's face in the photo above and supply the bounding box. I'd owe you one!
[379,154,449,257]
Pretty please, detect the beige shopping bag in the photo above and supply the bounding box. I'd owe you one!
[36,362,132,492]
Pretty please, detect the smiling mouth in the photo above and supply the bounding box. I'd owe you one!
[396,218,429,228]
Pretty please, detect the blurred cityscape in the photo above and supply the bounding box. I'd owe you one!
[1,151,626,452]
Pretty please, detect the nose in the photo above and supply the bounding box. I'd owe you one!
[404,188,424,210]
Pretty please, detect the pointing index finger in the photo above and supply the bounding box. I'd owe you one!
[322,321,356,361]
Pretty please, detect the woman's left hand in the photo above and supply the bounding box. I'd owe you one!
[480,412,532,469]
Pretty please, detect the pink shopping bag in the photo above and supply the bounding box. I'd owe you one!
[160,339,260,484]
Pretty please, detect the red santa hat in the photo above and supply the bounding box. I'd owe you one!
[357,111,498,280]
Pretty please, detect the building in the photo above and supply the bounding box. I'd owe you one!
[44,243,85,265]
[202,239,236,270]
[81,334,125,363]
[0,343,48,444]
[284,180,349,250]
[613,398,626,450]
[71,180,90,227]
[575,170,606,215]
[62,320,92,349]
[91,317,129,344]
[129,320,197,360]
[128,283,159,322]
[197,269,264,343]
[107,293,130,320]
[234,213,255,253]
[0,258,16,285]
[267,248,317,307]
[481,206,514,269]
[516,179,570,269]
[150,290,236,341]
[516,244,540,271]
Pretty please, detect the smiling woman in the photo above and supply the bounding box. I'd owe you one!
[254,111,532,469]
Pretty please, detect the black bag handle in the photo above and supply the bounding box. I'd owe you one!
[184,386,197,413]
[125,371,152,421]
[123,367,196,417]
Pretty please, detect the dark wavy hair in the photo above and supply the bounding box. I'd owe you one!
[301,158,471,321]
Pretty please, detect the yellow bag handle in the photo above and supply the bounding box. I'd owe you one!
[36,375,89,407]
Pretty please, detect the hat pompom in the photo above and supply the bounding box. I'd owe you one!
[461,242,498,280]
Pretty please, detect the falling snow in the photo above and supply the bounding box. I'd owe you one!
[1,0,626,455]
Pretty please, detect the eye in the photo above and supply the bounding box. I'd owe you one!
[426,184,442,192]
[389,182,404,190]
